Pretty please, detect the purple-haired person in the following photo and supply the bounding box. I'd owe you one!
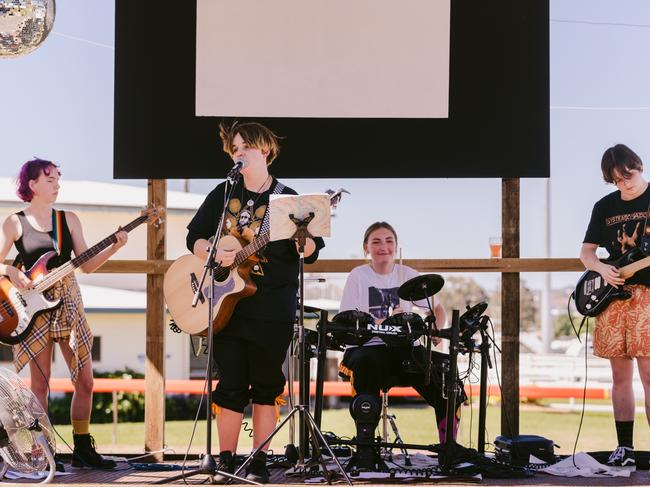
[0,158,128,470]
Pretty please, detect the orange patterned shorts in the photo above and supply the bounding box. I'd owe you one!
[593,285,650,358]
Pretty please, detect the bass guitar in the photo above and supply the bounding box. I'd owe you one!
[164,189,347,335]
[0,207,163,345]
[573,247,650,316]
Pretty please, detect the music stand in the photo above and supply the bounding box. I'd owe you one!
[232,193,352,485]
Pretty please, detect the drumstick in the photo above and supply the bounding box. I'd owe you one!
[397,247,404,309]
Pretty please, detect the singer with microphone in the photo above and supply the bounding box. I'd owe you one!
[337,222,464,470]
[186,121,324,483]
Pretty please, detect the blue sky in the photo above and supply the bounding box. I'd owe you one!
[3,0,650,291]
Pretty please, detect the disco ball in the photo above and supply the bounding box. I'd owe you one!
[0,0,56,58]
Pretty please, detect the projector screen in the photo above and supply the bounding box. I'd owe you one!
[196,0,450,119]
[114,0,549,179]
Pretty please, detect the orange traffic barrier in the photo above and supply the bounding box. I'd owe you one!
[31,378,609,400]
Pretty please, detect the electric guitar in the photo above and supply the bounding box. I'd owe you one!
[573,247,650,316]
[0,207,163,345]
[164,189,347,336]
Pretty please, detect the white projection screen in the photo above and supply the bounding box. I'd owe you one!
[196,0,450,119]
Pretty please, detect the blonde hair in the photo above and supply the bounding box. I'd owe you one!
[218,121,282,165]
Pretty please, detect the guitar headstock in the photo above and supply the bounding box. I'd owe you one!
[141,206,166,227]
[325,188,350,209]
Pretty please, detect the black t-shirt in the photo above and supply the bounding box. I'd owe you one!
[583,185,650,286]
[186,177,325,334]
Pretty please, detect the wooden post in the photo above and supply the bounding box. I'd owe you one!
[145,179,166,460]
[501,178,520,437]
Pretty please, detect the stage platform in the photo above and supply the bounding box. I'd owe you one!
[3,457,648,486]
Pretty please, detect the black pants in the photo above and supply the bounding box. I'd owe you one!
[211,321,293,413]
[341,345,464,443]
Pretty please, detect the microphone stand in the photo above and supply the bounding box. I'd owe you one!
[158,173,256,485]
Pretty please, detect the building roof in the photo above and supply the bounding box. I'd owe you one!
[0,178,205,210]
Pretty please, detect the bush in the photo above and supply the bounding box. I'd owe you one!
[48,368,207,424]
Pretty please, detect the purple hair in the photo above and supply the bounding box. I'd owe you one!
[16,158,60,202]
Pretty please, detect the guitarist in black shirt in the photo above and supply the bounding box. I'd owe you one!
[186,121,324,483]
[580,144,650,470]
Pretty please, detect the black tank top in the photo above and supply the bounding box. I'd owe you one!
[14,210,74,270]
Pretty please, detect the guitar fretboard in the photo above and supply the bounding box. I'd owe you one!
[34,214,149,292]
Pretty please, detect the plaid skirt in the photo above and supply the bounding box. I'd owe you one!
[13,273,93,383]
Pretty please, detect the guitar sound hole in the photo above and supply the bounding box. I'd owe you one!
[213,268,229,283]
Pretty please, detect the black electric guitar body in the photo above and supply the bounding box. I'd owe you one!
[573,247,650,317]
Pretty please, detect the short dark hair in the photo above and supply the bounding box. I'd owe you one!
[601,144,643,183]
[16,158,60,202]
[363,221,398,246]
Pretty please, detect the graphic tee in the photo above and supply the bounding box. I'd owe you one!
[583,185,650,286]
[339,264,434,346]
[186,177,325,331]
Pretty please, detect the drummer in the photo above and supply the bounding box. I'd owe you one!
[338,222,463,467]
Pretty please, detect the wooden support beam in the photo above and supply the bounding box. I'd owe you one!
[3,257,585,274]
[501,178,520,437]
[145,179,166,461]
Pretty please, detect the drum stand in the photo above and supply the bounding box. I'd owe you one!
[233,216,352,485]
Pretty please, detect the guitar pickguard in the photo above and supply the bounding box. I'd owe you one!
[204,276,236,303]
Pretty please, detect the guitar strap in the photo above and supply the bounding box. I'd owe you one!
[641,198,650,254]
[258,180,285,237]
[51,208,64,255]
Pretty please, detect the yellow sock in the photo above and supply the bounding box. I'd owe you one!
[72,419,90,435]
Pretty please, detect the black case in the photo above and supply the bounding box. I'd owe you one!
[494,435,555,466]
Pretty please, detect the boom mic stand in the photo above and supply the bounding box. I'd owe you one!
[158,174,255,485]
[233,214,352,485]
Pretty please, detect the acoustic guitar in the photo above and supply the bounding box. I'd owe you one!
[164,190,346,335]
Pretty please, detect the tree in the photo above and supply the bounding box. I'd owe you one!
[438,276,489,317]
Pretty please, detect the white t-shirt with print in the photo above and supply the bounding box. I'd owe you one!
[339,264,435,346]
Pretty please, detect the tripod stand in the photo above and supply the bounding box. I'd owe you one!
[233,214,352,485]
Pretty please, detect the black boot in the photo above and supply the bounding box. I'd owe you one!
[213,451,236,484]
[71,434,116,469]
[53,453,66,473]
[246,451,269,484]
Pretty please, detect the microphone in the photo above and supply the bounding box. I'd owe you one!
[226,159,246,182]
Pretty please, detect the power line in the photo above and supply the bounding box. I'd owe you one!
[551,106,650,111]
[51,31,114,50]
[551,18,650,29]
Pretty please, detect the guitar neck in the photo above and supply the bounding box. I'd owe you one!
[619,255,650,279]
[231,233,270,268]
[35,214,147,291]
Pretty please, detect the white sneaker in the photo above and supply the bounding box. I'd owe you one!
[606,446,636,470]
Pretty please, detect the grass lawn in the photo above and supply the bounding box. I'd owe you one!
[52,402,649,456]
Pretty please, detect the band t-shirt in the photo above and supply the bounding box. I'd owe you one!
[339,264,433,346]
[186,177,325,334]
[583,185,650,286]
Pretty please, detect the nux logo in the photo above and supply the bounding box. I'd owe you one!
[367,323,402,335]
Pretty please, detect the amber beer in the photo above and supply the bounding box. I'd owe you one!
[489,237,502,258]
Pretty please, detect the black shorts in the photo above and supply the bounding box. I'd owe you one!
[211,319,293,413]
